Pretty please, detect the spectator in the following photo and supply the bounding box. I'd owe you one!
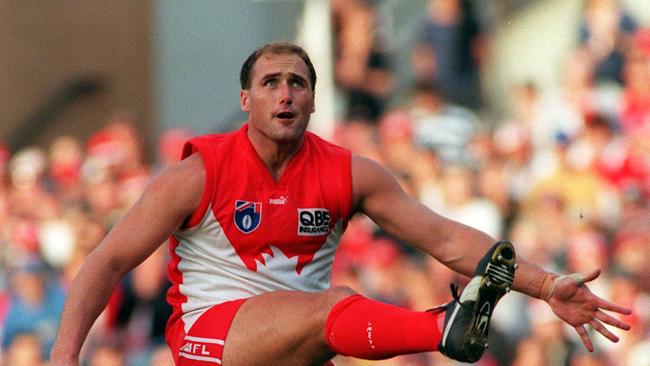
[409,81,480,166]
[619,28,650,135]
[536,48,597,163]
[107,246,171,354]
[526,300,575,366]
[148,343,175,366]
[332,0,395,122]
[7,147,59,222]
[376,109,417,176]
[602,270,648,363]
[1,256,65,358]
[578,0,638,84]
[411,0,490,110]
[510,336,548,366]
[526,130,617,228]
[410,148,445,214]
[157,128,194,168]
[569,350,608,366]
[332,116,382,163]
[493,82,540,201]
[0,143,10,194]
[435,163,503,238]
[88,343,126,366]
[477,157,517,235]
[48,136,84,205]
[3,332,45,366]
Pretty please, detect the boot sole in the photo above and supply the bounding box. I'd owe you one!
[462,241,517,359]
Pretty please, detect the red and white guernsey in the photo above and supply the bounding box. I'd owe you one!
[166,124,352,333]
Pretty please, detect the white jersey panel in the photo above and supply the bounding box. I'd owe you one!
[173,205,343,331]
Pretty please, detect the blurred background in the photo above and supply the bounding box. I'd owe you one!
[1,0,650,365]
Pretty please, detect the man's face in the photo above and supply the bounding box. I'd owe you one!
[240,52,315,143]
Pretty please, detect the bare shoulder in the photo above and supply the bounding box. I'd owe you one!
[351,154,403,207]
[161,153,205,182]
[351,154,401,188]
[352,154,390,183]
[144,153,205,215]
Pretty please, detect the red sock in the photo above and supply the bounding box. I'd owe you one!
[325,295,442,360]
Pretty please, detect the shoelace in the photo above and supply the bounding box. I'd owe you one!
[449,283,474,312]
[427,282,493,315]
[448,282,492,318]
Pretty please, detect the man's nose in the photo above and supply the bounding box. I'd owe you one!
[278,82,292,104]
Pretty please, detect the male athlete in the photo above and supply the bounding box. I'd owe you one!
[51,42,631,366]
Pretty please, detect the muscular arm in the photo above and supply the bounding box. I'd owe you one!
[353,155,631,350]
[351,155,555,299]
[50,154,205,365]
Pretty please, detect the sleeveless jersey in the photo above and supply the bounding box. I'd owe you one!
[166,124,353,332]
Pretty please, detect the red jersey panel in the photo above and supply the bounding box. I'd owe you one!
[166,124,352,333]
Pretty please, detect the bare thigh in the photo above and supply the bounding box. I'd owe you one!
[221,286,356,366]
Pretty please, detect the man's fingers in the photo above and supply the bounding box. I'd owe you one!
[596,298,633,315]
[589,319,619,343]
[575,325,594,352]
[595,310,631,330]
[566,269,599,287]
[582,269,601,284]
[567,273,587,286]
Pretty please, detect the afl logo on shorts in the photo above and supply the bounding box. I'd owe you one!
[234,200,262,234]
[297,208,331,236]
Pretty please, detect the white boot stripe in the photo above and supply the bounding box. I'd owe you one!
[442,303,462,346]
[488,271,514,284]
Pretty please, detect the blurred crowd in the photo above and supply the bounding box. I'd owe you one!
[1,0,650,365]
[0,114,189,366]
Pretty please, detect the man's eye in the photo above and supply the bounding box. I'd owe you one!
[290,79,305,88]
[264,79,277,87]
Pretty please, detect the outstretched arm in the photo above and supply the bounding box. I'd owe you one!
[352,156,551,296]
[351,155,631,350]
[50,154,205,366]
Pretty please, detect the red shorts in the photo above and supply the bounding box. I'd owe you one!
[166,298,335,366]
[167,299,247,365]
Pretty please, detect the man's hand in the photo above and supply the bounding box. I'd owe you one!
[547,269,632,351]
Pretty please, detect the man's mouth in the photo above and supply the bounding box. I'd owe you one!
[275,111,296,120]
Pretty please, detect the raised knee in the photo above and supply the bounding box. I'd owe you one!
[313,286,357,331]
[324,286,357,304]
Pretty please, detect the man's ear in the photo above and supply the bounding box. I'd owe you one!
[240,90,249,112]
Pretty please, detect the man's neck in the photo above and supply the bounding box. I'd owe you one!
[247,127,304,181]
